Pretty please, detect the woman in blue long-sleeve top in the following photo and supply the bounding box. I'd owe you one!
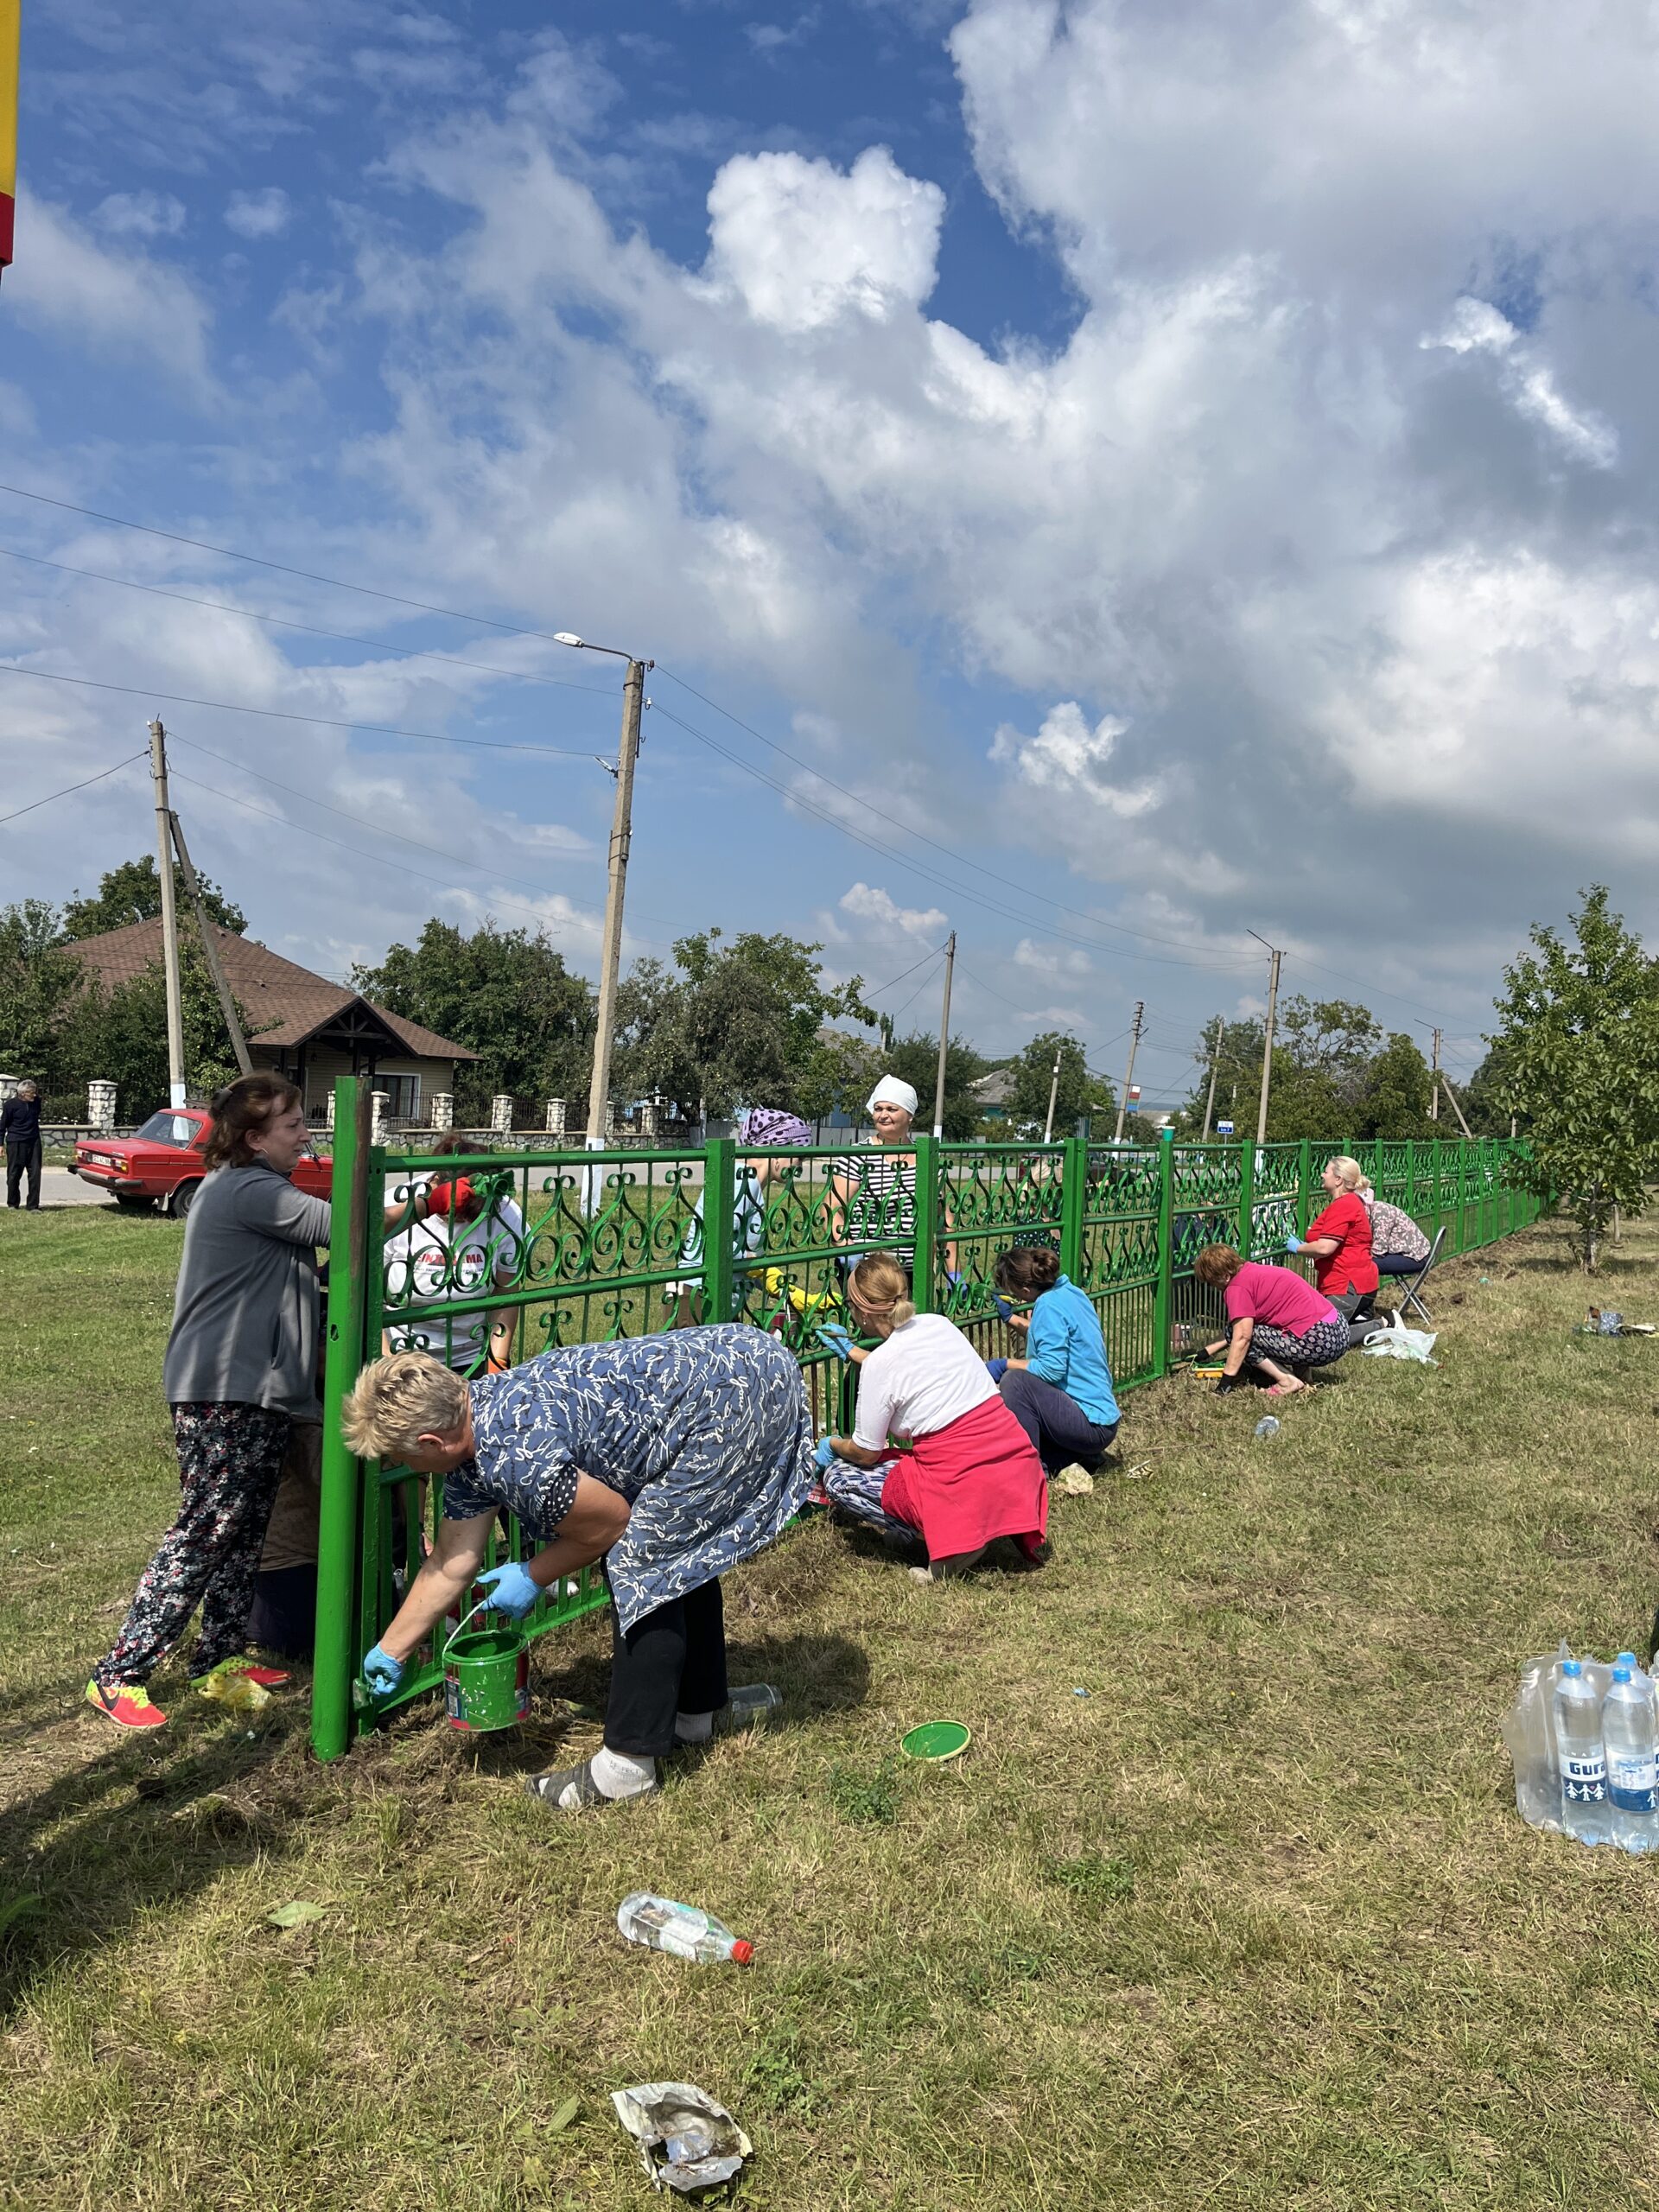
[991,1244,1120,1473]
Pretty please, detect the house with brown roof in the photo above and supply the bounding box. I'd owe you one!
[64,918,476,1124]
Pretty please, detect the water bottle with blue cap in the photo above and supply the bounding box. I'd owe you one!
[1554,1659,1611,1845]
[1603,1664,1659,1853]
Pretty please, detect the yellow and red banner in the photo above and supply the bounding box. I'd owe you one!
[0,0,17,270]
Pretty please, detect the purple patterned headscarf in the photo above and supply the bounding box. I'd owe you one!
[740,1107,813,1147]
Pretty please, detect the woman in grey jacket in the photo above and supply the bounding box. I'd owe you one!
[86,1074,457,1730]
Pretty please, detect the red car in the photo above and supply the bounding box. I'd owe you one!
[72,1107,333,1217]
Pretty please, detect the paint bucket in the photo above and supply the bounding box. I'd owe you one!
[900,1720,972,1764]
[443,1594,529,1732]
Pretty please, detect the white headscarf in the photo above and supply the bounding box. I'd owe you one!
[866,1075,919,1116]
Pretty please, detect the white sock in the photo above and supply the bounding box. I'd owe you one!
[674,1710,715,1745]
[591,1745,658,1798]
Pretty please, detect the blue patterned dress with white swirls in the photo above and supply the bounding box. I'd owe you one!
[442,1325,816,1631]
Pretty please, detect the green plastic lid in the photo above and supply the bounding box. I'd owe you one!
[901,1720,972,1763]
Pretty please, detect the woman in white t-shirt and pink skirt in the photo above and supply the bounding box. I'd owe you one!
[813,1254,1049,1580]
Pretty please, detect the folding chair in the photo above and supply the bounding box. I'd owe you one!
[1391,1226,1445,1325]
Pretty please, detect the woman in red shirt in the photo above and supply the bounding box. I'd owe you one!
[1287,1154,1378,1322]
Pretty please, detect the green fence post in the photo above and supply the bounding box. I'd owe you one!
[313,1077,371,1764]
[912,1133,938,1312]
[1455,1141,1468,1254]
[1154,1128,1175,1377]
[1238,1138,1255,1260]
[1406,1140,1417,1227]
[1058,1135,1088,1285]
[1431,1136,1443,1247]
[1296,1137,1312,1236]
[703,1134,735,1324]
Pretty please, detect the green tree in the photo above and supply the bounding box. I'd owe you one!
[794,1028,882,1126]
[1490,887,1659,1269]
[1461,1041,1523,1137]
[0,900,83,1097]
[354,918,593,1122]
[62,853,245,938]
[880,1029,991,1141]
[1353,1033,1434,1140]
[1007,1032,1115,1136]
[62,942,250,1117]
[612,930,874,1119]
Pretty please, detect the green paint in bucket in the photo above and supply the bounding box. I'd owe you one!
[445,1626,528,1732]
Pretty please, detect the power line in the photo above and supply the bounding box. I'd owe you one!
[0,543,617,700]
[862,941,952,1000]
[167,734,632,920]
[0,480,601,654]
[166,767,671,949]
[0,661,609,760]
[652,699,1258,976]
[0,748,147,828]
[658,664,1265,966]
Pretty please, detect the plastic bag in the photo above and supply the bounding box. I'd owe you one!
[611,2082,752,2195]
[1360,1313,1439,1363]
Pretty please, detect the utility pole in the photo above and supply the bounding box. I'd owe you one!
[1041,1041,1064,1143]
[168,809,251,1077]
[1113,1001,1145,1143]
[1429,1027,1441,1122]
[584,657,647,1147]
[931,931,956,1141]
[1201,1016,1223,1140]
[149,719,187,1108]
[1248,932,1281,1147]
[1438,1067,1475,1142]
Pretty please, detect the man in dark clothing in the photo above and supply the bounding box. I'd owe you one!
[2,1081,42,1209]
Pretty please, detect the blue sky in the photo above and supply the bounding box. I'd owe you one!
[7,1,1659,1097]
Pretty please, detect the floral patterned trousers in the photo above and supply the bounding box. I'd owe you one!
[96,1402,292,1690]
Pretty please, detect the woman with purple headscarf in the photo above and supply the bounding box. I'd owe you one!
[668,1107,814,1325]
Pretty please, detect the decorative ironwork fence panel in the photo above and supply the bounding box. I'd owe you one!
[312,1086,1542,1758]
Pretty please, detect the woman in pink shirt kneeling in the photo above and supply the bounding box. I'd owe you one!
[1194,1243,1348,1397]
[814,1254,1049,1581]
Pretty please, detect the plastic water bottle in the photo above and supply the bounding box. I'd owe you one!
[1603,1665,1659,1853]
[1554,1660,1611,1845]
[616,1893,753,1965]
[1254,1416,1281,1440]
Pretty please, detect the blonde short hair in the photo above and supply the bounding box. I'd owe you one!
[340,1351,468,1460]
[1326,1154,1365,1193]
[849,1252,917,1328]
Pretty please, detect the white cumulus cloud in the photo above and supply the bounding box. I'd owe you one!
[839,881,949,938]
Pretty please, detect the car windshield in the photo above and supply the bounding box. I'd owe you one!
[131,1111,201,1148]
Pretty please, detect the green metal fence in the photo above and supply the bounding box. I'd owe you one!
[312,1081,1541,1758]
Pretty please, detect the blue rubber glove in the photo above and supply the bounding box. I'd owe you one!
[985,1357,1009,1382]
[361,1643,404,1696]
[814,1434,838,1472]
[1284,1235,1303,1254]
[991,1292,1014,1323]
[816,1323,855,1361]
[476,1559,542,1620]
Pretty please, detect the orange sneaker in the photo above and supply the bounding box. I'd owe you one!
[86,1678,167,1730]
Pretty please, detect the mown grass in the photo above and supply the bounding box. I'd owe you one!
[3,1207,1659,2209]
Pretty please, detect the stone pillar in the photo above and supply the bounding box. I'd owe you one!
[491,1093,514,1133]
[372,1090,390,1147]
[640,1098,662,1141]
[544,1096,567,1138]
[87,1080,117,1133]
[602,1097,619,1141]
[430,1092,454,1131]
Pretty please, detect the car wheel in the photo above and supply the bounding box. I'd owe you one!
[113,1192,156,1212]
[169,1181,200,1220]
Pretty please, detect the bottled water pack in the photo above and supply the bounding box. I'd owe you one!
[1503,1642,1659,1853]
